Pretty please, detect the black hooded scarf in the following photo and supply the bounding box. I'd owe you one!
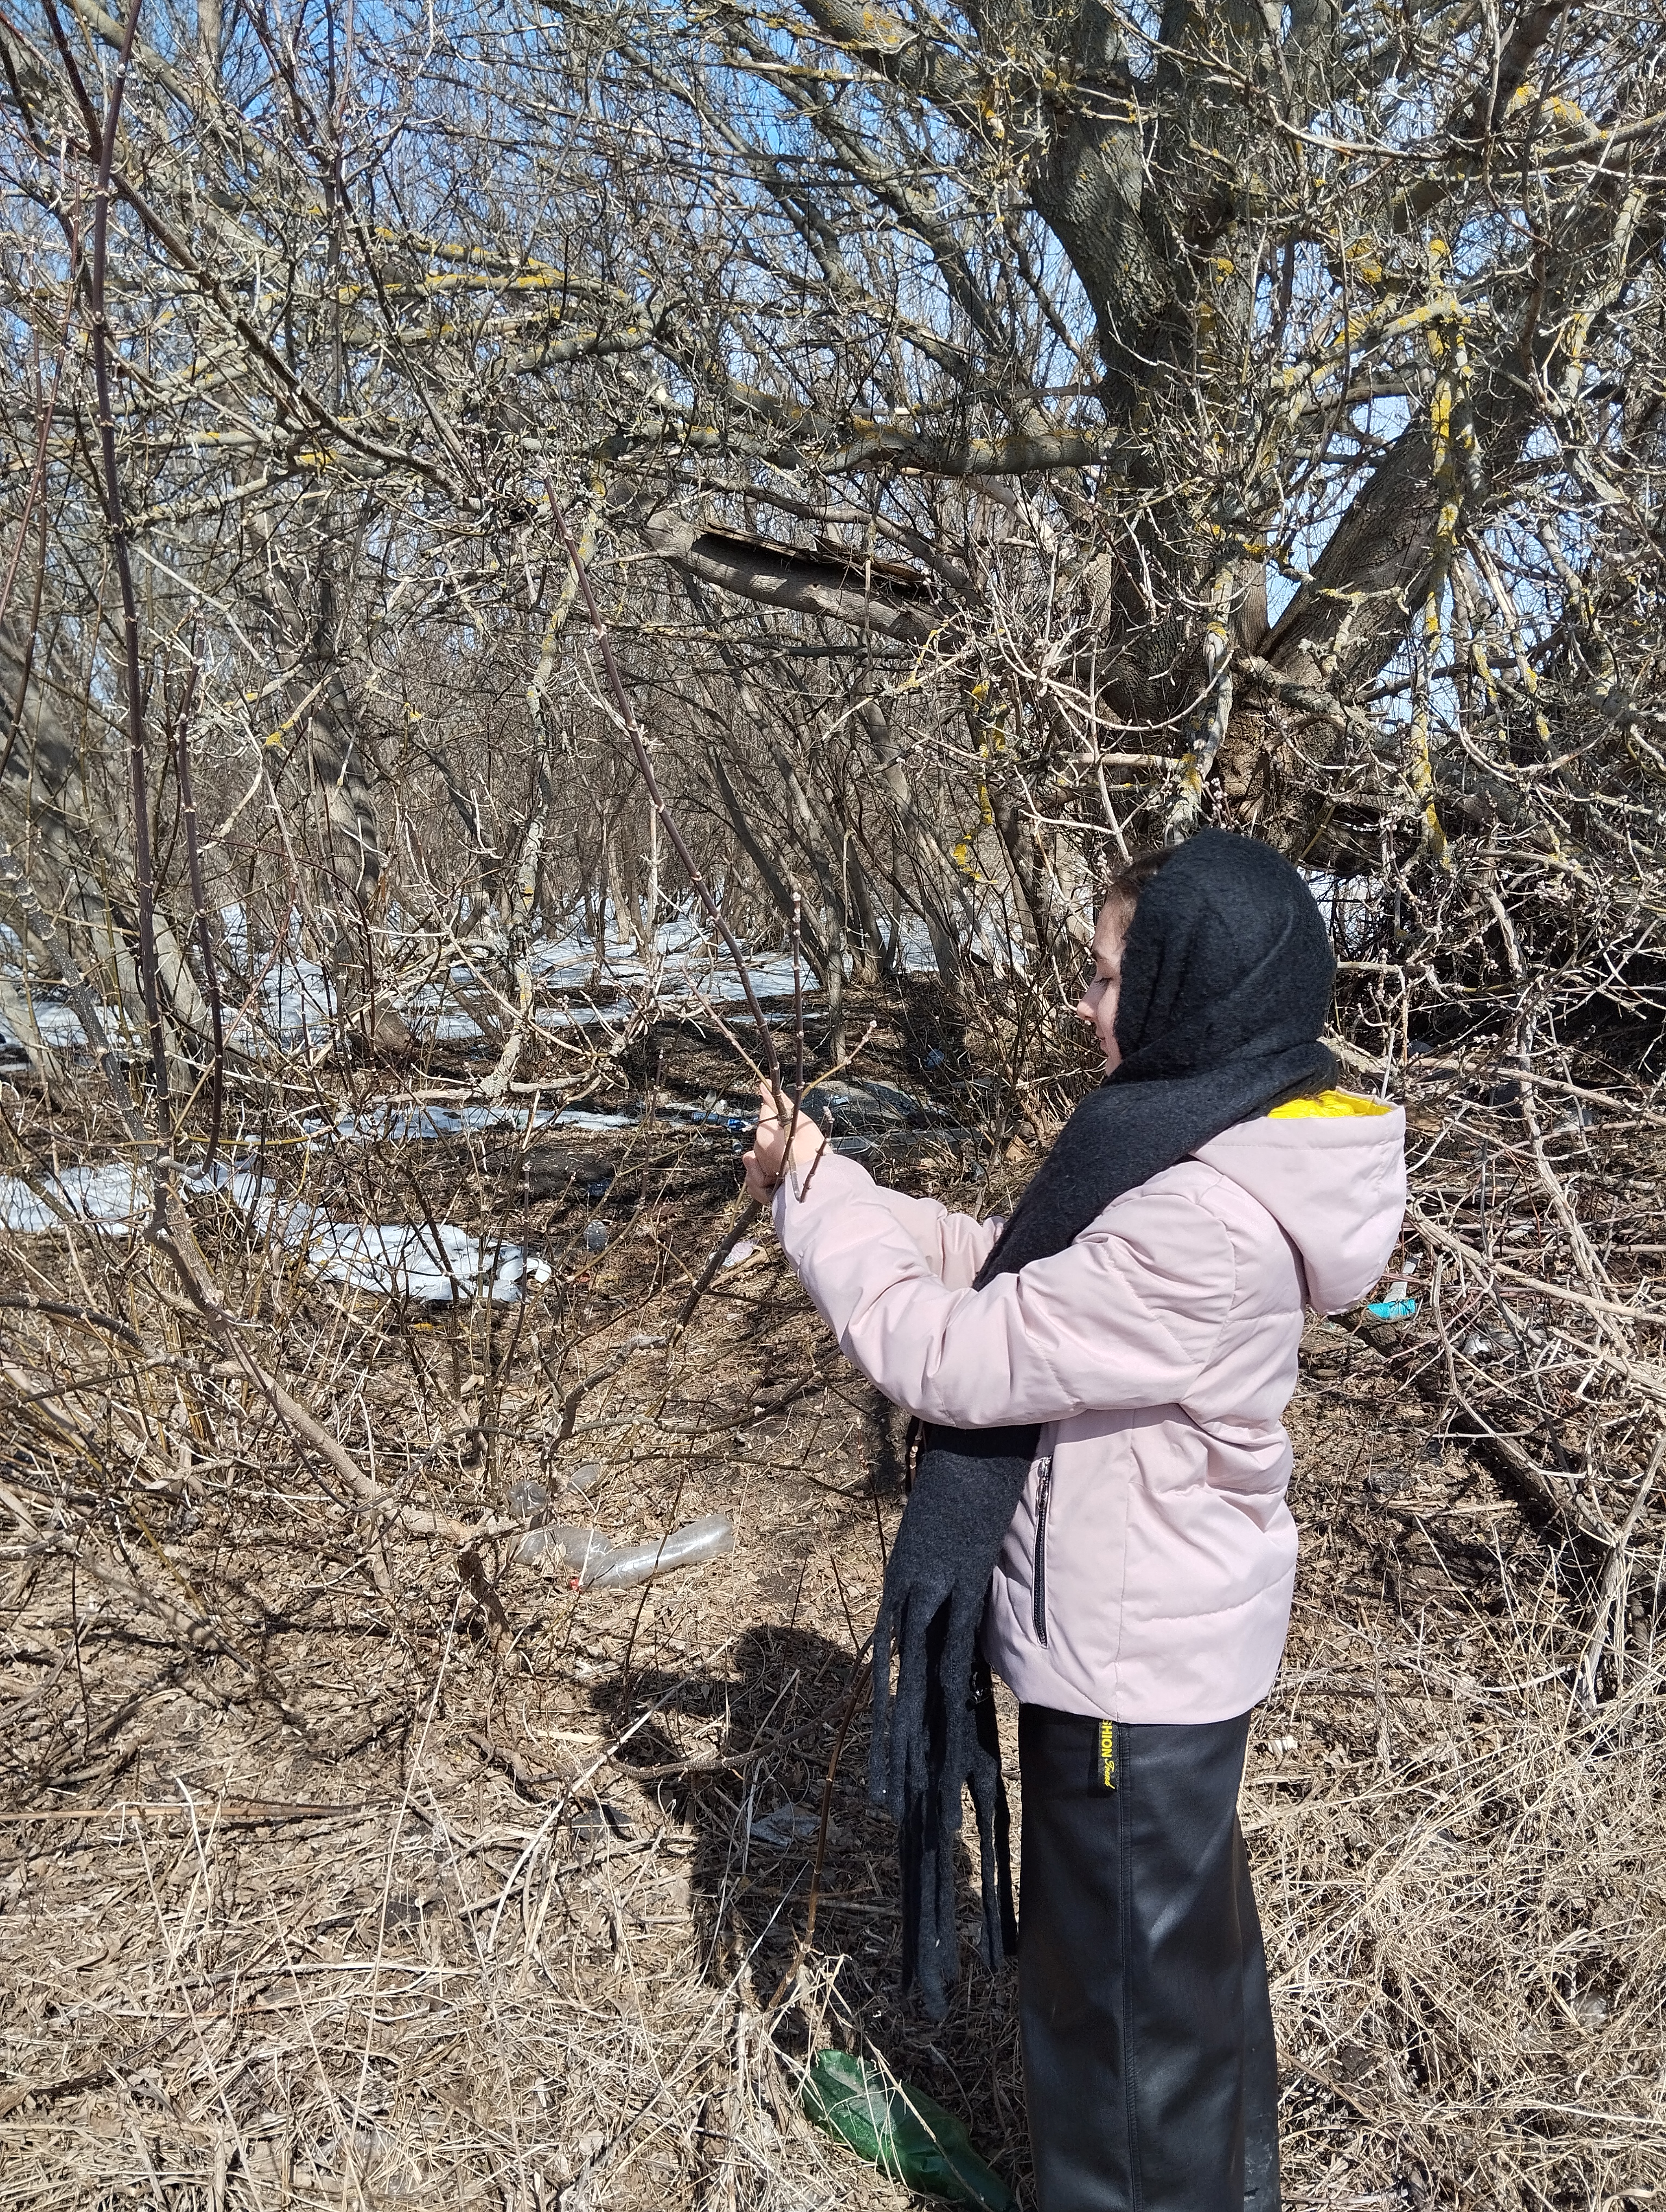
[868,828,1338,2017]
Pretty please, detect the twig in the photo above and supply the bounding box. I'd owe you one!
[169,659,226,1168]
[0,1293,142,1346]
[548,496,784,1103]
[1411,1206,1666,1340]
[550,1331,668,1443]
[465,1729,549,1803]
[80,0,170,1129]
[0,2072,112,2119]
[1573,1433,1666,1713]
[674,1199,762,1332]
[0,1799,370,1825]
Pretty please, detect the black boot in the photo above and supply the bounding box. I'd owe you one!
[1016,1706,1281,2212]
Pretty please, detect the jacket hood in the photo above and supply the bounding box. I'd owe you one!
[1192,1098,1407,1314]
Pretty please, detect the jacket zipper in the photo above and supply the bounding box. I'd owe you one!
[1031,1456,1053,1645]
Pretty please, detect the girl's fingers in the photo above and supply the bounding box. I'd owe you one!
[741,1152,779,1203]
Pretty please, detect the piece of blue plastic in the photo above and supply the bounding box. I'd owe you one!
[1366,1297,1419,1321]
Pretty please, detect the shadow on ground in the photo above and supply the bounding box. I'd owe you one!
[608,1618,1033,2188]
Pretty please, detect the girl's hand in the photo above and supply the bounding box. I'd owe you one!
[743,1079,826,1201]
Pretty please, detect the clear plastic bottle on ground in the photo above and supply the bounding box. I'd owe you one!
[517,1514,734,1589]
[584,1513,734,1588]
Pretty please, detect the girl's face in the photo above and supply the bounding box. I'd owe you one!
[1075,900,1129,1073]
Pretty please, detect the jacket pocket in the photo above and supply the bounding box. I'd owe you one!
[1031,1456,1053,1645]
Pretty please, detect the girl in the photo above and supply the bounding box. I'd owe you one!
[744,830,1406,2212]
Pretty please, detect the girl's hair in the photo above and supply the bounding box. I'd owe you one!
[1099,845,1175,922]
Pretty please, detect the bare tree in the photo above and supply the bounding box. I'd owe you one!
[0,0,1662,1694]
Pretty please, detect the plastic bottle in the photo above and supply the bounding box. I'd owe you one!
[518,1523,612,1577]
[584,1513,734,1589]
[519,1514,734,1589]
[801,2050,1014,2211]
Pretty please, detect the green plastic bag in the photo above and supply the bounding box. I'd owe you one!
[800,2048,1015,2210]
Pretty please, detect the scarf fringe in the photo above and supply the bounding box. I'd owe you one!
[872,1580,1017,2017]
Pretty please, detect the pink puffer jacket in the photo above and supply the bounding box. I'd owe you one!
[772,1097,1406,1724]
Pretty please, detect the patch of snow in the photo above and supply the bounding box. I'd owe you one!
[309,1101,565,1144]
[0,1158,550,1304]
[0,1162,158,1233]
[0,905,934,1064]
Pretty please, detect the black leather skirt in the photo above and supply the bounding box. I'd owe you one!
[1016,1705,1280,2212]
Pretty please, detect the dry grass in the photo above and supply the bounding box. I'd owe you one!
[3,1052,1663,2211]
[1256,1454,1666,2208]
